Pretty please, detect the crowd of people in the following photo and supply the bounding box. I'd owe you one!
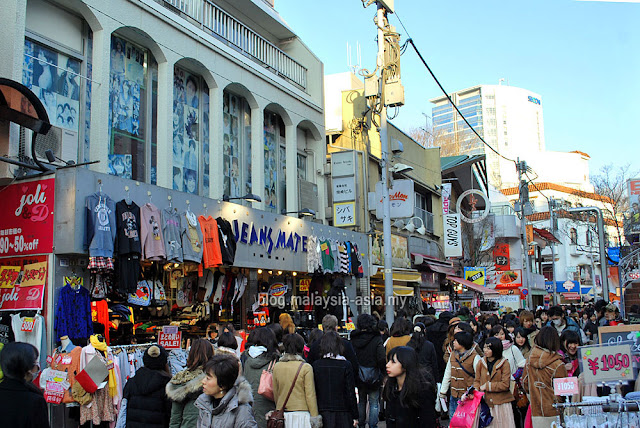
[0,299,629,428]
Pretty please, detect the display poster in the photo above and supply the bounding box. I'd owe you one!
[627,178,640,235]
[464,267,487,287]
[494,270,522,290]
[0,178,55,256]
[493,242,510,272]
[0,255,47,311]
[158,326,181,349]
[579,343,632,384]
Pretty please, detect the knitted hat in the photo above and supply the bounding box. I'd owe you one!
[143,345,168,370]
[449,317,462,326]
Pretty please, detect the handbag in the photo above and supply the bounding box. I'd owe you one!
[513,378,529,409]
[258,359,276,401]
[267,362,304,428]
[358,365,382,388]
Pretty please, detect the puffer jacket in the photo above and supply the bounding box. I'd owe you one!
[522,345,568,417]
[123,367,172,428]
[473,357,514,407]
[241,351,277,428]
[350,330,386,388]
[166,368,205,428]
[194,377,258,428]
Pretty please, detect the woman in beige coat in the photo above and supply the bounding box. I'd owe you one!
[272,333,321,428]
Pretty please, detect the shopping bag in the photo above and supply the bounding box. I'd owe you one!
[478,397,494,428]
[450,390,484,428]
[524,405,533,428]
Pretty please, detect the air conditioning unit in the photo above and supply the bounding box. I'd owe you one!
[298,179,318,213]
[31,126,78,164]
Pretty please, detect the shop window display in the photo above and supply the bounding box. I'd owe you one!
[108,35,157,182]
[223,92,251,198]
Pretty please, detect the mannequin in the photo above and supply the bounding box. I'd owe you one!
[59,335,75,353]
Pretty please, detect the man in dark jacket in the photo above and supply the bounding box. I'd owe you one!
[547,305,587,345]
[351,313,386,428]
[123,345,172,428]
[425,311,453,381]
[306,315,359,374]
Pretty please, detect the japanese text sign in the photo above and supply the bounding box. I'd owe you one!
[21,261,47,287]
[0,178,55,256]
[493,243,510,271]
[0,266,21,288]
[443,214,462,258]
[332,176,356,202]
[579,343,633,384]
[553,377,579,396]
[334,202,356,227]
[158,326,182,349]
[0,255,47,311]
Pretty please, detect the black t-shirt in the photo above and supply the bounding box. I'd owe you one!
[115,200,142,255]
[0,314,15,344]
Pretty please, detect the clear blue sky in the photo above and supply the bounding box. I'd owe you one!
[275,0,640,176]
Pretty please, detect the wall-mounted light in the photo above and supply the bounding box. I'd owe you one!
[281,208,316,217]
[403,217,427,235]
[223,193,262,203]
[268,270,273,275]
[292,272,297,276]
[257,269,263,274]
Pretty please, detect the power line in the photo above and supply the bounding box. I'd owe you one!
[394,13,516,164]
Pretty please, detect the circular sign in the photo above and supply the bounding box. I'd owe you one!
[269,283,288,297]
[456,189,491,223]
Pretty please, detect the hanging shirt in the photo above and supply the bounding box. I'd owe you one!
[216,217,236,265]
[338,242,350,274]
[199,216,222,268]
[55,284,93,341]
[12,314,46,368]
[91,300,111,345]
[162,207,183,263]
[320,239,334,273]
[181,211,203,263]
[115,200,142,256]
[84,192,117,258]
[140,203,166,261]
[0,313,15,345]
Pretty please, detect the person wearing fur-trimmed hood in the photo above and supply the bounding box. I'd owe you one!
[167,339,214,428]
[195,355,258,428]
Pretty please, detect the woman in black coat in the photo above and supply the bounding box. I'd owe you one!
[123,345,172,428]
[0,342,49,428]
[383,346,437,427]
[311,331,359,428]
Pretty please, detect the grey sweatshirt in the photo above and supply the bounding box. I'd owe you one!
[140,203,166,261]
[181,211,203,263]
[84,192,117,258]
[162,207,183,263]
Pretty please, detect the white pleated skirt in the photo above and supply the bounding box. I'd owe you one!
[284,411,311,428]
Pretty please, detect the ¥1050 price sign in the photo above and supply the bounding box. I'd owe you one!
[580,344,633,384]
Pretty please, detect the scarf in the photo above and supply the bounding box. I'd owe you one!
[502,340,512,350]
[89,335,117,397]
[248,346,267,359]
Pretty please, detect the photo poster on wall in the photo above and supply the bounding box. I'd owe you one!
[107,154,132,179]
[172,66,199,194]
[110,35,142,136]
[223,93,241,198]
[23,40,81,132]
[263,116,277,212]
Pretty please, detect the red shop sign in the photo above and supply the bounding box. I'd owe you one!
[158,326,182,349]
[0,255,47,311]
[0,178,55,256]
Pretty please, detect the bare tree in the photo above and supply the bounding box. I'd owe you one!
[591,164,638,246]
[409,126,463,157]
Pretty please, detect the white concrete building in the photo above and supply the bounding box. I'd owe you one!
[1,0,327,219]
[430,84,545,189]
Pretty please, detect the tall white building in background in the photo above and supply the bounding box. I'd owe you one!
[430,84,545,189]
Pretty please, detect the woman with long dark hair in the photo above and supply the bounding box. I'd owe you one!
[474,337,516,428]
[312,332,358,427]
[385,318,412,356]
[383,346,436,427]
[241,327,279,428]
[166,339,214,428]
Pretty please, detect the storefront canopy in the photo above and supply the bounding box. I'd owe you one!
[371,266,421,283]
[411,253,456,275]
[533,227,561,244]
[447,275,499,295]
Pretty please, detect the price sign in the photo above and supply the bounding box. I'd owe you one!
[299,279,310,292]
[553,377,579,396]
[21,317,35,332]
[44,381,65,404]
[158,326,182,349]
[580,344,633,384]
[345,322,355,331]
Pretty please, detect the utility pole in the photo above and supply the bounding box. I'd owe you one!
[517,159,532,309]
[363,0,402,325]
[549,197,558,306]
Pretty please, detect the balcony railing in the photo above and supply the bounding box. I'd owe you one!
[414,207,434,234]
[162,0,307,90]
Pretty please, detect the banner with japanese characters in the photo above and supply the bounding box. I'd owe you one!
[0,255,47,311]
[0,178,55,256]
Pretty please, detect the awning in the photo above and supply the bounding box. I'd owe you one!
[370,266,422,283]
[411,253,456,275]
[533,228,561,244]
[447,276,499,295]
[562,292,581,300]
[371,283,416,296]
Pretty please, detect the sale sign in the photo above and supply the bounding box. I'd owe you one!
[21,261,47,287]
[0,255,47,311]
[299,279,310,292]
[0,178,55,256]
[553,377,579,396]
[0,266,21,288]
[580,343,633,384]
[158,326,182,349]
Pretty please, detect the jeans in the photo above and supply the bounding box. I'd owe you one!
[449,396,459,419]
[358,387,380,428]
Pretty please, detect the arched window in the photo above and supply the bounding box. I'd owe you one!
[108,35,157,182]
[570,228,578,245]
[172,65,209,195]
[264,111,285,213]
[223,92,251,199]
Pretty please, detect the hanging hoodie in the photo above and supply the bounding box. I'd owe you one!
[115,200,142,255]
[216,217,236,265]
[140,203,166,261]
[181,211,203,263]
[84,192,117,258]
[162,207,183,263]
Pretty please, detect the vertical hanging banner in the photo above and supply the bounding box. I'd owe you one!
[0,178,55,256]
[493,243,511,271]
[443,213,462,258]
[441,183,452,215]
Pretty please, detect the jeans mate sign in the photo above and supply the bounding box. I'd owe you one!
[0,255,47,311]
[0,178,55,256]
[232,219,308,255]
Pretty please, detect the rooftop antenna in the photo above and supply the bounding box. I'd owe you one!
[347,41,362,74]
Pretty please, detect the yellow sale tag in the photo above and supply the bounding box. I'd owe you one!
[320,243,328,252]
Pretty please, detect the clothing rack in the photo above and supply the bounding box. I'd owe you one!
[110,342,155,349]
